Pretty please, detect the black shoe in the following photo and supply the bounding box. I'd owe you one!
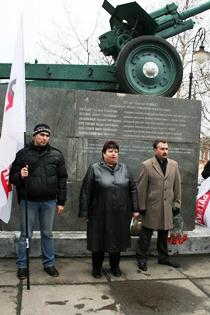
[17,268,27,280]
[92,268,102,278]
[158,260,180,268]
[110,267,122,277]
[44,266,59,277]
[137,261,147,271]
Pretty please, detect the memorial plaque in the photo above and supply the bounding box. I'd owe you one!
[75,91,200,143]
[0,86,201,230]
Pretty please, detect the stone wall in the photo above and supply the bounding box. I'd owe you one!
[0,86,201,231]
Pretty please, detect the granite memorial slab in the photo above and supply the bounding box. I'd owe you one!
[0,86,201,231]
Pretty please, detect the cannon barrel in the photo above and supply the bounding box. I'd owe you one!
[179,0,210,20]
[100,0,210,55]
[154,0,210,37]
[146,0,210,38]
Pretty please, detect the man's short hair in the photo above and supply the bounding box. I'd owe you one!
[102,140,119,153]
[153,139,167,149]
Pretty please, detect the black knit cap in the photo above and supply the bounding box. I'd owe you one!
[33,123,51,136]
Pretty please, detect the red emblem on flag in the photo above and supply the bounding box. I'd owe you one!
[1,168,12,198]
[5,79,16,112]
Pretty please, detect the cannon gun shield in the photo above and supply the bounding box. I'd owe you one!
[115,36,183,97]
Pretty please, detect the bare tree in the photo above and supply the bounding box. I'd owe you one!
[166,0,210,136]
[39,1,110,65]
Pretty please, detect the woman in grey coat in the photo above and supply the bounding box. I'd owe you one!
[79,140,138,278]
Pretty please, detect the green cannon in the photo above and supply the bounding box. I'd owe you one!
[99,0,210,96]
[0,1,210,97]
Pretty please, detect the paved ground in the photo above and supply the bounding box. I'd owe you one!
[1,255,210,315]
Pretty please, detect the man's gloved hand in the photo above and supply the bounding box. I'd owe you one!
[172,207,180,216]
[139,209,146,216]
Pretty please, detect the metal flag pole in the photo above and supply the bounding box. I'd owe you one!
[24,132,30,290]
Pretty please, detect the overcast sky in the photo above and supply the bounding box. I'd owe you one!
[0,0,129,63]
[0,0,209,64]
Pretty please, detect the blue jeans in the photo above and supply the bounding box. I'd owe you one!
[17,199,56,268]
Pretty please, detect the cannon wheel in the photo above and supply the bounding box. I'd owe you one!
[115,36,183,97]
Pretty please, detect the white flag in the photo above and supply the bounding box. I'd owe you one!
[0,17,26,223]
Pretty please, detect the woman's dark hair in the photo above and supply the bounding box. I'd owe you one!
[153,139,167,149]
[102,140,119,154]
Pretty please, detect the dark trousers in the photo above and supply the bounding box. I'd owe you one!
[92,251,120,270]
[136,226,168,263]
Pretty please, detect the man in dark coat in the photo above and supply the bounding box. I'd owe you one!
[79,140,138,278]
[133,139,181,271]
[9,123,68,280]
[202,160,210,179]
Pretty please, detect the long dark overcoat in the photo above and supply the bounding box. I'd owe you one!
[79,160,138,252]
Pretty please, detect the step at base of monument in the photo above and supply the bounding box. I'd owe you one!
[0,224,209,258]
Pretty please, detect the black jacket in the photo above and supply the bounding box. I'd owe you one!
[9,142,68,205]
[79,160,138,252]
[202,160,210,179]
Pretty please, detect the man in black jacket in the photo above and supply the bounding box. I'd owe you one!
[9,123,68,280]
[202,160,210,179]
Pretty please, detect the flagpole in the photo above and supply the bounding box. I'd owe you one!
[24,132,30,290]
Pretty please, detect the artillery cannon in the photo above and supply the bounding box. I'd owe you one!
[99,0,210,96]
[0,1,210,97]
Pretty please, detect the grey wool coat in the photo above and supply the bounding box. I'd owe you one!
[79,160,138,252]
[138,157,181,230]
